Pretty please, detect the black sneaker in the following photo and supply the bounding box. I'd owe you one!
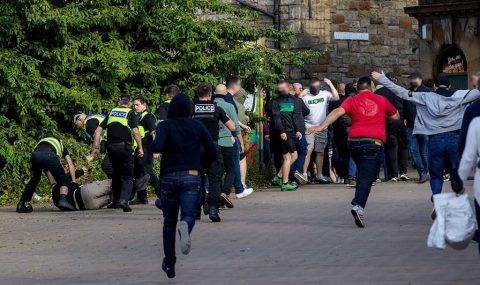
[220,193,234,208]
[162,260,176,279]
[118,200,132,212]
[16,201,33,213]
[209,207,221,223]
[418,172,430,184]
[57,195,77,211]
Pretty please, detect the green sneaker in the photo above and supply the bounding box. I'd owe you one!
[272,176,282,187]
[281,183,297,191]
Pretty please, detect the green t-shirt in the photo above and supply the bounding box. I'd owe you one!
[214,97,240,147]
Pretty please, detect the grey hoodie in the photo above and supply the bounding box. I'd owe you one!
[377,74,480,135]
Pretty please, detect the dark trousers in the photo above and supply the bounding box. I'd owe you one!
[22,151,69,202]
[221,146,235,195]
[428,132,460,196]
[384,127,408,178]
[349,140,384,208]
[107,142,134,202]
[161,172,201,267]
[475,199,480,253]
[332,133,350,179]
[101,155,113,178]
[207,145,224,209]
[134,145,160,198]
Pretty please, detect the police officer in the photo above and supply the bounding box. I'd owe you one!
[131,95,159,204]
[73,112,113,178]
[17,137,77,213]
[91,94,143,212]
[192,83,236,222]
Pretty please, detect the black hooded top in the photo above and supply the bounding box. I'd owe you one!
[151,93,216,176]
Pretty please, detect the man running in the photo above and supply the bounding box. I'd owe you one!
[308,76,399,227]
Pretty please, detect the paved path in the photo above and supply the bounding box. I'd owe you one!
[1,180,479,285]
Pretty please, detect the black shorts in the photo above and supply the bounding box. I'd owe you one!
[280,134,296,155]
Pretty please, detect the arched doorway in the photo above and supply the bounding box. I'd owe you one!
[436,45,468,89]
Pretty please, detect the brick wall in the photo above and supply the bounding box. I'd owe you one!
[225,0,420,84]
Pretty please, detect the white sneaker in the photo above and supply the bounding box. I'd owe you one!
[178,221,191,255]
[351,205,365,228]
[294,171,308,185]
[236,187,254,199]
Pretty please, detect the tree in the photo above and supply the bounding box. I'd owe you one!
[0,0,319,203]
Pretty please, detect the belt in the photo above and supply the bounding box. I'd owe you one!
[349,137,384,145]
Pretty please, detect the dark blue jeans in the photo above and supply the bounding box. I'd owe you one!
[349,140,384,208]
[407,128,429,175]
[289,134,307,180]
[161,172,201,267]
[233,137,244,194]
[428,132,460,196]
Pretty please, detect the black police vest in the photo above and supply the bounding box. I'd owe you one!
[192,102,216,120]
[192,102,220,140]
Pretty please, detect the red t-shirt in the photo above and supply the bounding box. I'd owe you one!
[340,91,397,142]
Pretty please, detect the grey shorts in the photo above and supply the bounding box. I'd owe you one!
[306,129,328,153]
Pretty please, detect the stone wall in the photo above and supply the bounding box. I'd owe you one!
[225,0,420,84]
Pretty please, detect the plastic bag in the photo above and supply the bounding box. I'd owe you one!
[427,193,476,250]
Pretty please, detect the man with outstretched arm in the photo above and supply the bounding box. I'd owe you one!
[308,76,399,228]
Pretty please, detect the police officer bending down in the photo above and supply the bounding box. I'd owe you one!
[192,83,236,222]
[17,137,77,213]
[91,94,143,212]
[73,112,113,178]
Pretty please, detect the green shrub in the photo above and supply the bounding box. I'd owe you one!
[0,0,319,205]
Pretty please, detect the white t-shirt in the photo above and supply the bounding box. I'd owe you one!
[303,90,333,128]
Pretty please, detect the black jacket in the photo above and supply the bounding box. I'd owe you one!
[329,96,351,137]
[270,94,306,134]
[404,84,431,128]
[151,94,216,176]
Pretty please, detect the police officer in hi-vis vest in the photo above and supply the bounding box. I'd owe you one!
[91,94,143,212]
[131,95,159,204]
[73,112,113,178]
[17,137,78,213]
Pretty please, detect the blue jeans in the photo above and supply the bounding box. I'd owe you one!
[233,137,244,194]
[428,132,460,196]
[349,140,384,208]
[290,134,307,180]
[161,172,201,267]
[407,128,429,175]
[348,158,357,179]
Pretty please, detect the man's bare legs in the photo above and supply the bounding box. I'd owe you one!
[303,148,314,175]
[278,152,298,184]
[315,151,324,178]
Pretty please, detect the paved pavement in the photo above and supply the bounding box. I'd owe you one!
[1,179,479,285]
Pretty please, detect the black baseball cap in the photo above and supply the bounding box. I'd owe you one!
[119,93,131,102]
[385,72,397,81]
[408,71,423,79]
[434,73,450,87]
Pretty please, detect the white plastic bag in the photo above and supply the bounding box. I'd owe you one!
[445,194,476,250]
[427,193,476,250]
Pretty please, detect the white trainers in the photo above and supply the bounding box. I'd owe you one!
[178,221,191,255]
[236,187,254,199]
[351,205,366,228]
[294,171,308,185]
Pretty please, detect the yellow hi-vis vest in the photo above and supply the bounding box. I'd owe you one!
[83,114,107,141]
[137,111,156,139]
[106,107,137,149]
[35,137,64,157]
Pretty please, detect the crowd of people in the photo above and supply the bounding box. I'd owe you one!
[13,69,480,278]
